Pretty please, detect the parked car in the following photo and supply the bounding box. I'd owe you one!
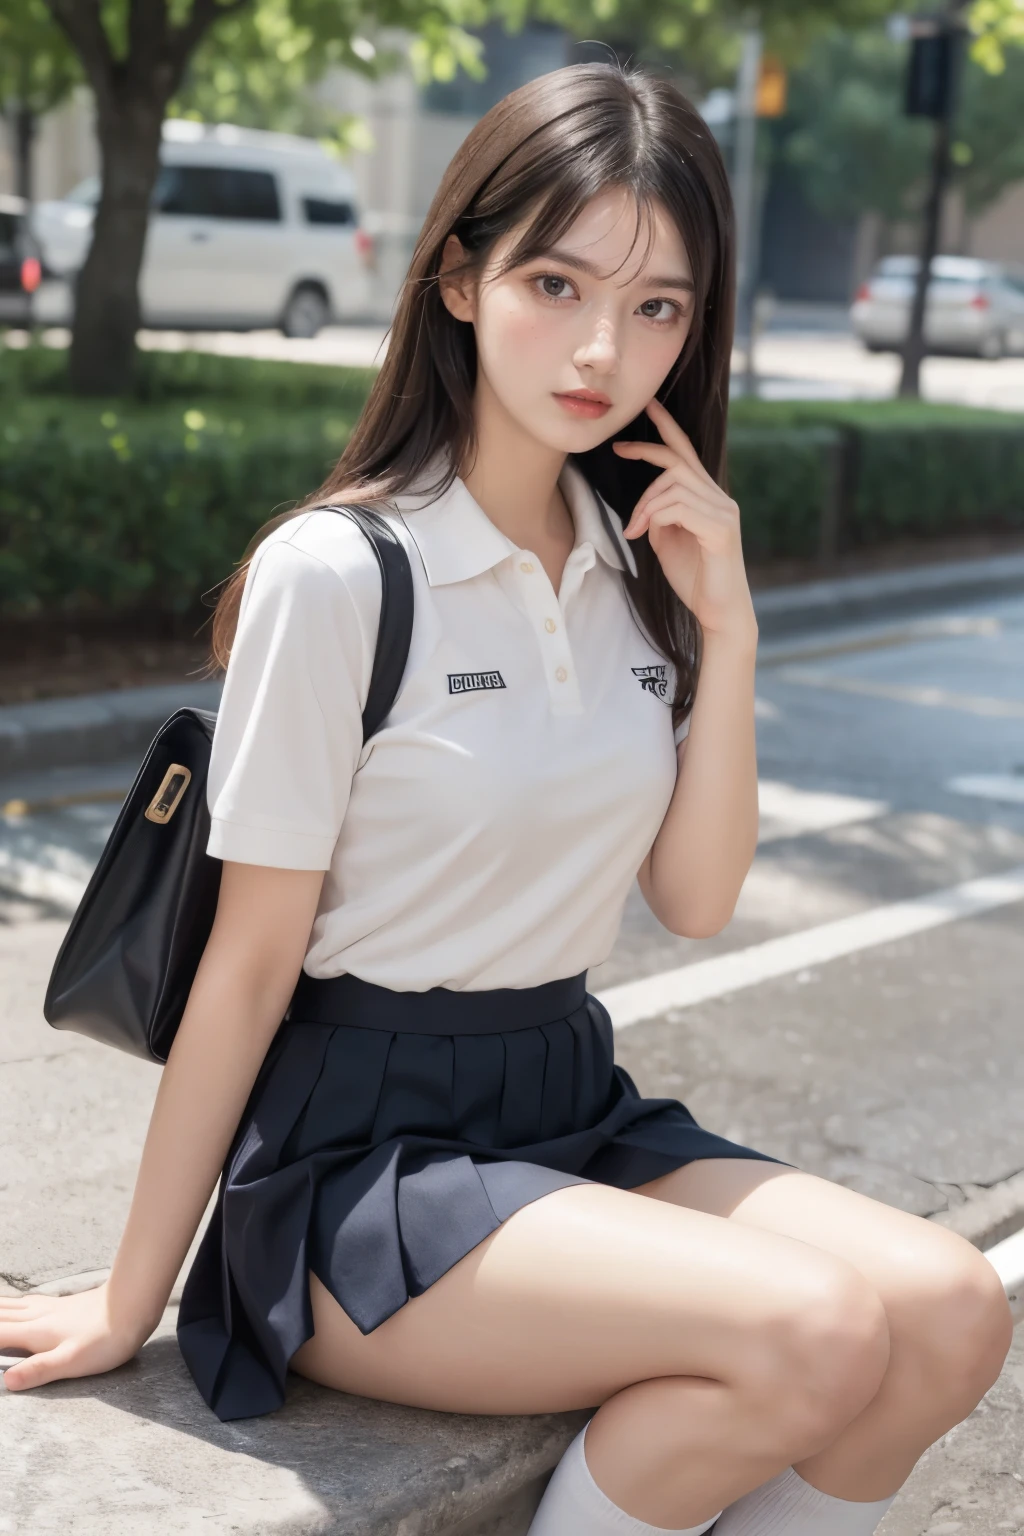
[32,119,376,336]
[0,193,53,325]
[850,255,1024,360]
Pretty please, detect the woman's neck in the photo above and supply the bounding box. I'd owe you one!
[458,380,577,588]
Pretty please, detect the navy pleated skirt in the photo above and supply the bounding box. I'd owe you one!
[177,972,783,1421]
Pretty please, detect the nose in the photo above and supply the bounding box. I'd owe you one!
[572,311,619,375]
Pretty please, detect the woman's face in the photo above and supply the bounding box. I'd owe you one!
[440,187,695,452]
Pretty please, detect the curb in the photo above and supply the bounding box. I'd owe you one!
[751,551,1024,639]
[0,679,222,777]
[928,1169,1024,1254]
[1,552,1022,777]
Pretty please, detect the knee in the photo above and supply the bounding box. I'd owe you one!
[888,1234,1013,1416]
[745,1258,891,1460]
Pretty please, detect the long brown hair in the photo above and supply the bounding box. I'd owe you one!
[209,61,735,723]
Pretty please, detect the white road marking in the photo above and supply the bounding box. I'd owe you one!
[778,668,1024,719]
[947,773,1024,805]
[983,1227,1024,1321]
[598,864,1024,1029]
[0,779,890,911]
[758,613,1002,670]
[757,780,887,843]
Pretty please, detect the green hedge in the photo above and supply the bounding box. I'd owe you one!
[730,397,1024,546]
[0,347,366,616]
[726,426,836,560]
[2,346,1022,618]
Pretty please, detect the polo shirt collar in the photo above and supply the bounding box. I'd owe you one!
[395,452,637,587]
[561,458,638,579]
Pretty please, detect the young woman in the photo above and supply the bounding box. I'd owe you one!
[0,62,1011,1536]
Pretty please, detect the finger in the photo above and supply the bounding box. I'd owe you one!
[614,438,722,502]
[643,397,701,462]
[623,467,674,530]
[647,500,738,557]
[642,399,715,477]
[0,1320,57,1353]
[626,458,729,532]
[0,1297,50,1317]
[611,440,678,471]
[3,1342,77,1392]
[626,484,726,541]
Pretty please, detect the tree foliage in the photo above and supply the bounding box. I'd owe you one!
[969,0,1024,72]
[779,22,1024,227]
[0,0,80,123]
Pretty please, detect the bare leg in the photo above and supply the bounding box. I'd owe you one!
[290,1181,890,1529]
[632,1160,1014,1502]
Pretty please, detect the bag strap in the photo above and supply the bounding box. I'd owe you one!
[321,503,414,743]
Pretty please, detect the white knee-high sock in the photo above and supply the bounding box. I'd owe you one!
[712,1465,897,1535]
[526,1422,722,1536]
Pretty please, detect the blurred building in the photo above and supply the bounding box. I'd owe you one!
[307,22,571,316]
[759,168,1024,304]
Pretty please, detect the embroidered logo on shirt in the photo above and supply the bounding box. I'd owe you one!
[631,664,669,701]
[447,670,507,695]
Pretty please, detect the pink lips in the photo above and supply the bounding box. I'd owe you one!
[554,391,612,418]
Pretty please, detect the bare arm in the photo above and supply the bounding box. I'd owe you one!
[0,860,324,1390]
[614,397,760,940]
[638,630,759,938]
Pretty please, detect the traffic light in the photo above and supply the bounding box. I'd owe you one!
[905,24,962,119]
[756,55,787,118]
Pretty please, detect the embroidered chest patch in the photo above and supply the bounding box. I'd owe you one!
[448,670,507,695]
[631,664,668,700]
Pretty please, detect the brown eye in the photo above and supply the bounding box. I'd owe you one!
[637,298,682,324]
[532,273,577,301]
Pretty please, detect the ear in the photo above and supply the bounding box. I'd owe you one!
[437,234,476,323]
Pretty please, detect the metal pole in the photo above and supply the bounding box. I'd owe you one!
[898,3,966,398]
[898,89,953,396]
[733,25,762,395]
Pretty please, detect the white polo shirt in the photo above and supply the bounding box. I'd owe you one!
[206,454,687,991]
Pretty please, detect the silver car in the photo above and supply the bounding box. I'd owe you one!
[850,254,1024,360]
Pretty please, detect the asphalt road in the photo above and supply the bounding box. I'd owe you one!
[2,585,1023,1533]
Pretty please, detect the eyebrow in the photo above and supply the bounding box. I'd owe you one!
[536,248,695,293]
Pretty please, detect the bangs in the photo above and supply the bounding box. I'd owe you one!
[495,182,658,285]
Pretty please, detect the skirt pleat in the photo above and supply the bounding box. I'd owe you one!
[177,988,784,1421]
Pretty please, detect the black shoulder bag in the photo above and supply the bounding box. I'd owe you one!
[43,505,413,1065]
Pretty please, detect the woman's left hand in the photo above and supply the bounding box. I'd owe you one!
[613,397,757,643]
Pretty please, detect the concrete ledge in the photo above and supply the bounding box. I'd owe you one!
[6,1193,1023,1535]
[930,1169,1024,1252]
[0,1308,590,1536]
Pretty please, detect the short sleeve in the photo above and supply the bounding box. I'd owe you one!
[674,714,691,747]
[206,536,373,870]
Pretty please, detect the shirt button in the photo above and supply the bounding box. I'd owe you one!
[519,561,534,574]
[544,618,557,633]
[555,666,568,683]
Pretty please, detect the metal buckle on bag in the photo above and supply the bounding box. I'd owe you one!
[144,763,192,824]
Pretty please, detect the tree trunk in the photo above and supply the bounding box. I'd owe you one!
[68,99,164,397]
[14,106,35,203]
[897,107,952,399]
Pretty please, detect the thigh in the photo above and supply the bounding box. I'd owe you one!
[632,1159,977,1304]
[290,1178,867,1415]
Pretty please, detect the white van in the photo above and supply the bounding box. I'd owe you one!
[33,120,374,336]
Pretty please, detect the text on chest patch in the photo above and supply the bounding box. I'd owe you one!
[632,664,669,700]
[448,670,507,695]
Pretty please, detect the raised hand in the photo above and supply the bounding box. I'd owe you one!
[613,397,757,645]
